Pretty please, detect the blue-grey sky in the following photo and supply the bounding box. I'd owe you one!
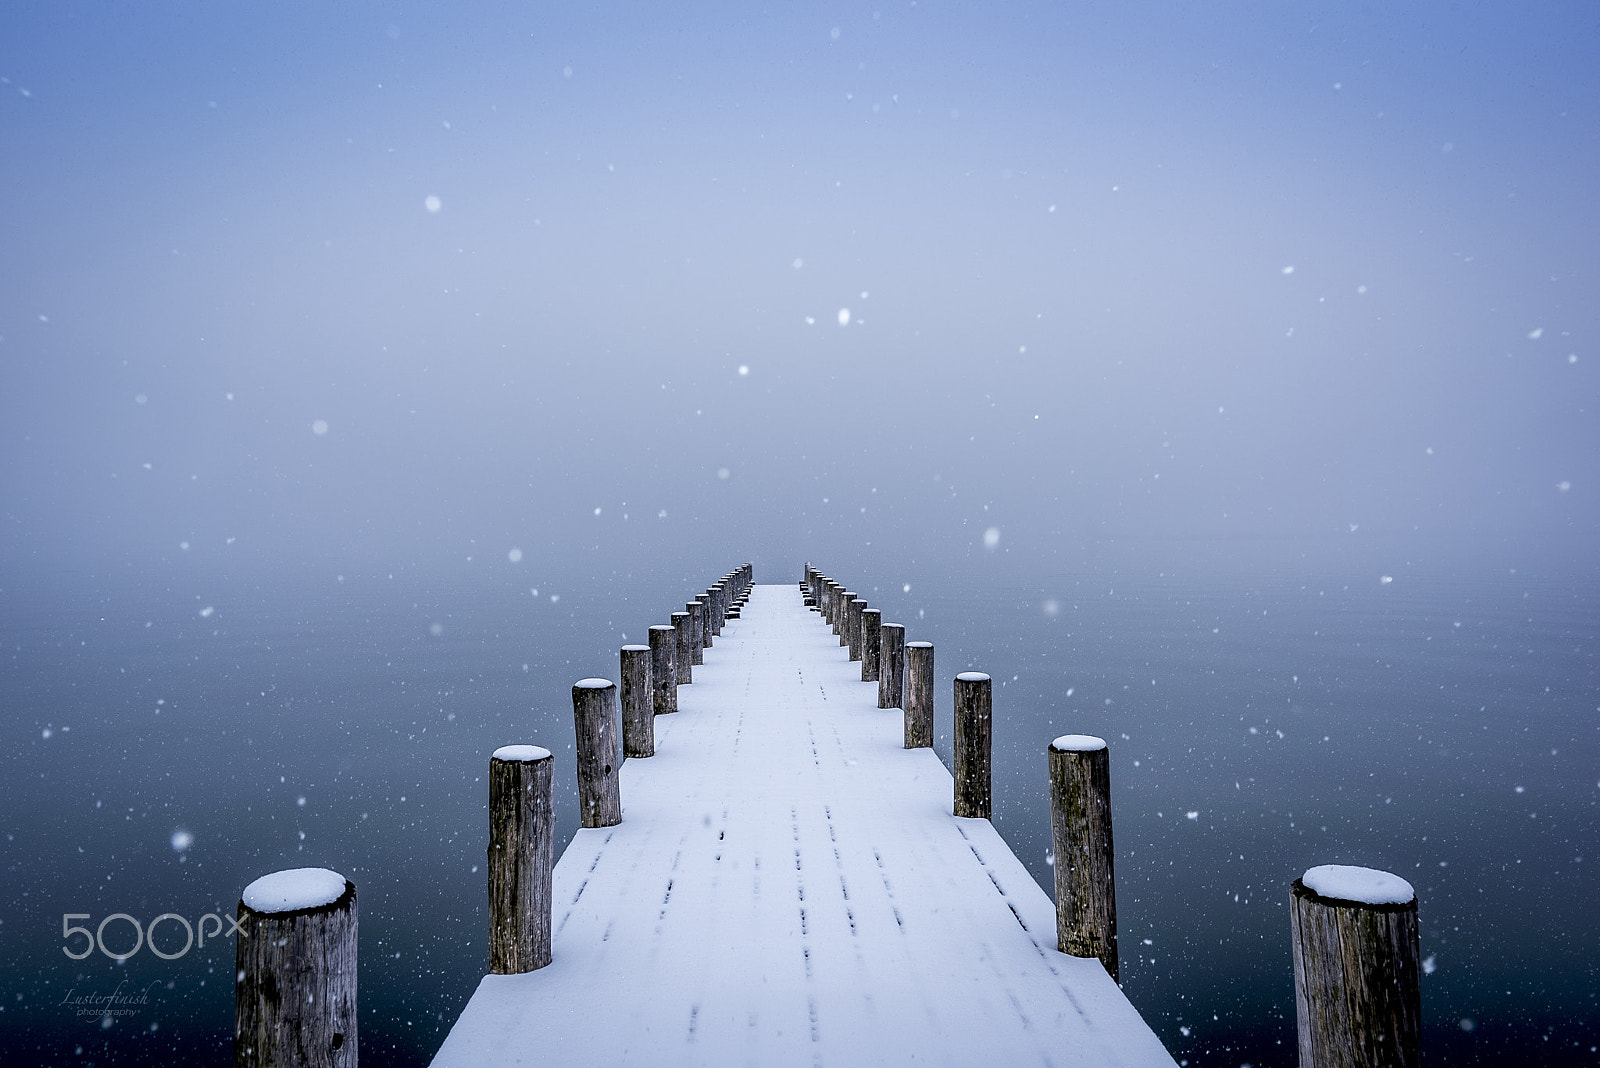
[4,2,1596,586]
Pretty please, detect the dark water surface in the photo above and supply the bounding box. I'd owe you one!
[3,564,1596,1065]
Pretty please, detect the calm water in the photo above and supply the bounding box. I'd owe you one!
[2,563,1596,1065]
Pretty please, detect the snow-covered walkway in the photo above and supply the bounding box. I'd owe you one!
[431,583,1176,1067]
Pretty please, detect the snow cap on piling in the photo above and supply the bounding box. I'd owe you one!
[1302,864,1415,905]
[242,868,349,914]
[956,671,990,682]
[1051,734,1107,752]
[493,745,551,762]
[574,678,614,689]
[621,644,651,652]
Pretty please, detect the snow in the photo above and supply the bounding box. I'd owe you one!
[492,745,551,763]
[241,867,348,914]
[956,670,990,682]
[906,640,932,650]
[620,644,650,653]
[1051,734,1107,752]
[574,677,613,689]
[432,586,1174,1067]
[1301,864,1414,905]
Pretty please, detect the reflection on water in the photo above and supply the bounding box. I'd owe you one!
[3,566,1596,1065]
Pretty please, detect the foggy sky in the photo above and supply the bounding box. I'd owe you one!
[3,2,1596,590]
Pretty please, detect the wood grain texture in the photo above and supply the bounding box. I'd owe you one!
[620,646,654,758]
[877,624,905,710]
[573,682,622,828]
[953,674,992,819]
[860,609,882,682]
[1290,879,1421,1068]
[671,612,693,685]
[235,881,357,1068]
[1050,743,1118,981]
[903,642,934,749]
[687,602,706,665]
[488,750,554,974]
[649,625,678,716]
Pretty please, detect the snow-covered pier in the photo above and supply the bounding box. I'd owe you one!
[431,581,1175,1067]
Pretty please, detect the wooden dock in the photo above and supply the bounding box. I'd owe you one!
[430,582,1177,1067]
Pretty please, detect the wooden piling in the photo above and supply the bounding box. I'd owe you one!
[846,598,865,661]
[572,678,622,828]
[487,745,554,974]
[1049,735,1117,982]
[687,602,706,664]
[710,585,726,635]
[839,593,856,647]
[619,646,654,758]
[1290,866,1421,1068]
[878,623,905,709]
[860,609,882,682]
[953,672,991,819]
[904,641,934,748]
[671,612,693,685]
[697,593,714,646]
[235,868,357,1068]
[648,625,677,715]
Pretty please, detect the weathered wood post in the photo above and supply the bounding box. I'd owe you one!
[953,672,992,818]
[904,641,934,748]
[572,678,622,827]
[710,585,726,635]
[619,645,654,758]
[878,623,906,709]
[487,745,554,974]
[686,601,706,664]
[846,598,865,661]
[671,611,693,684]
[235,867,357,1068]
[1291,866,1421,1068]
[839,593,857,646]
[696,592,713,646]
[828,581,842,633]
[860,609,882,682]
[648,624,677,715]
[1049,735,1117,981]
